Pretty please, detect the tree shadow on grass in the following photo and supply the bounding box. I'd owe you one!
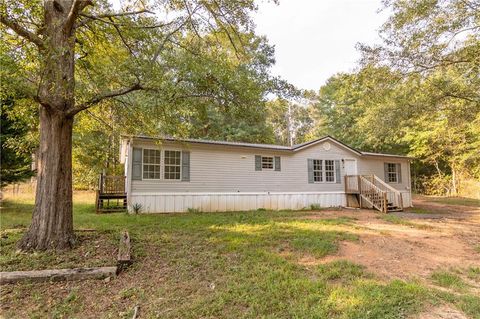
[208,218,358,258]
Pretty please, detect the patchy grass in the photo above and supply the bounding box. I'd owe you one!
[379,214,432,230]
[431,270,468,291]
[0,191,478,318]
[419,196,480,207]
[467,267,480,282]
[474,245,480,254]
[316,260,369,282]
[0,230,117,272]
[406,207,435,214]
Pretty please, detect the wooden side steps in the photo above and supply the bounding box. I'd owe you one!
[96,175,127,213]
[96,192,127,213]
[345,175,404,213]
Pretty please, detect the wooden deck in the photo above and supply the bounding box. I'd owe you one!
[96,175,127,213]
[344,175,403,213]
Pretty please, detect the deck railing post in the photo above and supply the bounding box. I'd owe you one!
[383,192,388,213]
[399,193,403,210]
[358,175,362,208]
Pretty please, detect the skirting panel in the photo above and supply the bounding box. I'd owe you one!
[130,192,347,213]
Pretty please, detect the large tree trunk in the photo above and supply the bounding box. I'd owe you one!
[18,108,75,250]
[18,0,77,250]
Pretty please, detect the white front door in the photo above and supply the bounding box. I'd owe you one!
[344,159,357,175]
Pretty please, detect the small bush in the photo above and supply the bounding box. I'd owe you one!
[130,203,142,215]
[310,204,321,210]
[187,207,201,214]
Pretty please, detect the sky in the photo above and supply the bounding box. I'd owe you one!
[252,0,388,91]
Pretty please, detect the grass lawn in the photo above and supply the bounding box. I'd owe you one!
[415,195,480,207]
[1,192,479,318]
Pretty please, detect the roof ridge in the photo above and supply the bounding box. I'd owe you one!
[123,135,410,158]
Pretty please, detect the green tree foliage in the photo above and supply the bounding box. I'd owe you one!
[0,98,36,187]
[266,98,313,146]
[2,0,287,189]
[310,0,480,195]
[0,45,38,187]
[71,28,284,187]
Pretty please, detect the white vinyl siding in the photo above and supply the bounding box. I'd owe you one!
[131,140,349,193]
[130,139,410,196]
[357,158,409,191]
[143,149,161,179]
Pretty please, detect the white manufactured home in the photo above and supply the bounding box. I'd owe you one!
[115,135,412,213]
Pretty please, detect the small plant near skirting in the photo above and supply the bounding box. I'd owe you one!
[130,203,142,215]
[310,203,321,210]
[187,207,202,214]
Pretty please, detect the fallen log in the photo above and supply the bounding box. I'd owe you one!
[117,231,132,272]
[0,266,117,285]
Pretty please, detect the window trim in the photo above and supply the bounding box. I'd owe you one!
[386,162,398,183]
[313,159,323,183]
[261,156,275,170]
[312,159,336,183]
[142,148,161,180]
[324,159,336,183]
[163,149,182,181]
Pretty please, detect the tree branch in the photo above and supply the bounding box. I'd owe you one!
[87,9,152,19]
[76,9,153,28]
[0,15,45,50]
[67,83,143,116]
[65,0,93,34]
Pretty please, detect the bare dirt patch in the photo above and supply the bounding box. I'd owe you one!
[301,200,480,281]
[415,305,468,319]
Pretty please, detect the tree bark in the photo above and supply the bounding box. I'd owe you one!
[18,0,77,250]
[18,108,75,250]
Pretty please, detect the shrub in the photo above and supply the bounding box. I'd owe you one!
[130,203,142,215]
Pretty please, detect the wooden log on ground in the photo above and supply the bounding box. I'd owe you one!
[0,266,117,285]
[117,231,132,272]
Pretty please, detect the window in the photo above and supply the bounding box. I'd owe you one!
[313,159,323,182]
[325,160,335,182]
[261,156,274,169]
[387,163,398,183]
[164,150,181,180]
[143,149,161,179]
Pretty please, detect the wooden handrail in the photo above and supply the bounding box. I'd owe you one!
[359,175,387,212]
[359,176,384,194]
[372,175,398,193]
[371,175,403,210]
[99,175,126,194]
[344,174,404,212]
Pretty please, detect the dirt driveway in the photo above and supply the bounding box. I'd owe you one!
[302,198,480,282]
